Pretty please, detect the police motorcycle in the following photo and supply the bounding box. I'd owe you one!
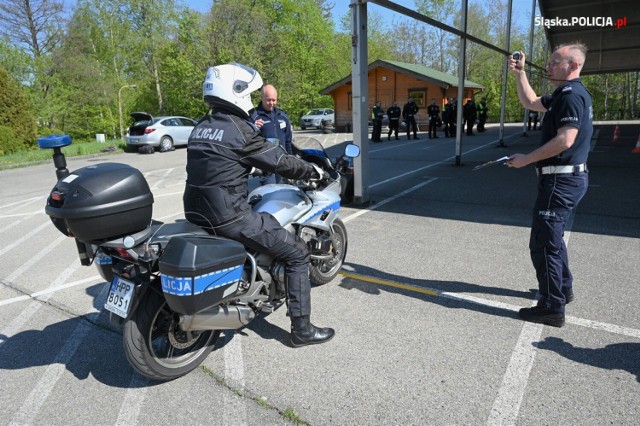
[38,133,359,382]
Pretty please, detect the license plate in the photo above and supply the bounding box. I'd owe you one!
[105,276,135,318]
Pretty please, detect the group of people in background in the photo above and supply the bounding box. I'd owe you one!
[251,85,498,146]
[372,98,420,142]
[458,96,489,136]
[371,96,490,142]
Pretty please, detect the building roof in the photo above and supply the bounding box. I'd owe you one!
[539,0,640,75]
[319,59,484,95]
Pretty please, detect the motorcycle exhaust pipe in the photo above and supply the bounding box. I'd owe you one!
[179,304,255,331]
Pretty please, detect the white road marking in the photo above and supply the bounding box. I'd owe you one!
[223,331,249,425]
[5,235,68,282]
[487,215,577,425]
[150,167,174,189]
[9,320,92,426]
[486,322,543,426]
[116,375,150,426]
[0,196,45,211]
[0,256,81,345]
[368,136,520,189]
[0,211,46,219]
[0,221,53,257]
[343,178,439,224]
[0,275,103,307]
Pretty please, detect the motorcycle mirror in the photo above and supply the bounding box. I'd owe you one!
[266,137,280,146]
[344,144,360,158]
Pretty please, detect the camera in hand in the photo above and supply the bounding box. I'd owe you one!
[512,52,521,61]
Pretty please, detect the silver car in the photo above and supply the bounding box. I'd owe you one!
[300,108,334,130]
[126,112,196,152]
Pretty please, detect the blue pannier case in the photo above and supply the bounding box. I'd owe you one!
[159,235,246,315]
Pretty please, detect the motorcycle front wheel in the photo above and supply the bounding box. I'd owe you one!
[123,288,220,381]
[309,219,348,285]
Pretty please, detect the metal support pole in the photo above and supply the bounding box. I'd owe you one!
[522,0,537,136]
[351,0,370,204]
[454,0,468,166]
[497,0,513,147]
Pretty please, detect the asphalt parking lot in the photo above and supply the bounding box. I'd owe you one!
[1,122,639,425]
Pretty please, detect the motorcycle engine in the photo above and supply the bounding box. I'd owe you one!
[300,226,332,255]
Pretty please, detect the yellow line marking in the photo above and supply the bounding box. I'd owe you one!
[338,271,439,297]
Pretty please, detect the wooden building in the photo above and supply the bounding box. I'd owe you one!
[319,59,484,132]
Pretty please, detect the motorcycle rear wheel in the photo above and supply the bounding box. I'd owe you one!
[309,219,348,285]
[123,288,220,381]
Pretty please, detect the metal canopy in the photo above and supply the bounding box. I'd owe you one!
[539,0,640,74]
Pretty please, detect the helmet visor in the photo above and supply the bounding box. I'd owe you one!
[231,62,259,94]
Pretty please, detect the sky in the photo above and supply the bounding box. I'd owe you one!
[62,0,535,32]
[170,0,534,32]
[173,0,424,31]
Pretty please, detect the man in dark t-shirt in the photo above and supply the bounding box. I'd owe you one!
[507,43,593,328]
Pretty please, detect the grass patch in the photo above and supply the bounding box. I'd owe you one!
[199,365,310,424]
[0,139,128,170]
[283,407,309,425]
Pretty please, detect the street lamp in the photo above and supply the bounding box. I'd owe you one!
[118,84,137,140]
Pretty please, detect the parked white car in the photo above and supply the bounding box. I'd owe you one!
[126,112,196,152]
[300,108,334,130]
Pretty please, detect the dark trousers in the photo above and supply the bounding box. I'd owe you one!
[530,172,588,313]
[428,118,438,138]
[372,119,382,141]
[528,117,539,131]
[444,122,455,137]
[215,212,311,318]
[388,119,399,139]
[465,118,474,135]
[406,116,418,138]
[478,115,487,131]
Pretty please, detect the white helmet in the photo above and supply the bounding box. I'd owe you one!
[203,62,263,118]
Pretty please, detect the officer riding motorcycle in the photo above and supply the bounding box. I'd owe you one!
[183,63,335,347]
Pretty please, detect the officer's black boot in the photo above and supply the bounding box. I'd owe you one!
[290,316,335,347]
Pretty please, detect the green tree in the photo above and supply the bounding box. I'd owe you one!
[204,0,346,123]
[127,0,180,114]
[0,65,37,154]
[0,38,32,85]
[158,10,211,118]
[415,0,457,72]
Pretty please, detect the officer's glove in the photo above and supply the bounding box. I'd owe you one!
[249,167,267,177]
[309,164,327,182]
[249,167,265,176]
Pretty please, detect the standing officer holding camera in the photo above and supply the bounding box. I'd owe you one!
[507,43,593,328]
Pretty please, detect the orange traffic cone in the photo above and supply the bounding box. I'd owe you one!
[612,125,620,143]
[632,133,640,154]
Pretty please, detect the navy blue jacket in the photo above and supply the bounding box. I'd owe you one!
[251,102,293,154]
